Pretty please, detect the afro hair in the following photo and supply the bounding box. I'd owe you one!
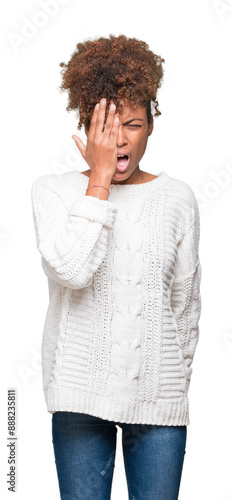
[59,34,165,130]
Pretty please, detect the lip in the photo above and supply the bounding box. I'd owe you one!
[117,151,130,157]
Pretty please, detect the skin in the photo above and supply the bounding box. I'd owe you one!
[72,98,157,185]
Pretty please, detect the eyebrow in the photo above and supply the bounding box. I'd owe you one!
[122,119,144,125]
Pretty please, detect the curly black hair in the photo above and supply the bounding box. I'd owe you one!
[58,34,165,130]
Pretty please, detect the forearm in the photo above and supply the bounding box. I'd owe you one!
[31,178,118,289]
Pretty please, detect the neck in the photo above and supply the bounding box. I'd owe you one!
[81,166,156,186]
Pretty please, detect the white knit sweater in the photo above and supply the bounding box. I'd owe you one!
[31,170,202,425]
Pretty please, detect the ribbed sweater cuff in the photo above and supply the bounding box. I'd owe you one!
[68,195,118,230]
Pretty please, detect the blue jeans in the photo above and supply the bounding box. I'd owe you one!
[52,411,187,500]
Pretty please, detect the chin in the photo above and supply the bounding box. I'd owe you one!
[112,171,131,183]
[114,168,131,178]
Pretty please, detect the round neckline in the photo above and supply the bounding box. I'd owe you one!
[74,170,171,199]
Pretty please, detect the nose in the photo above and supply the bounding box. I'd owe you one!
[116,124,127,147]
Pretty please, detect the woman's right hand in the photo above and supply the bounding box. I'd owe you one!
[72,98,120,180]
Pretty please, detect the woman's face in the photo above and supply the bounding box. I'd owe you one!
[85,100,154,184]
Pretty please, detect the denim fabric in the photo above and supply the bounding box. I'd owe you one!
[52,411,187,500]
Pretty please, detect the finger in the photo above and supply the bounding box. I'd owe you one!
[94,98,107,139]
[72,135,86,158]
[88,103,99,141]
[102,103,116,139]
[108,116,120,145]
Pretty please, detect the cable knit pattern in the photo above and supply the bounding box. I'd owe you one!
[31,170,202,425]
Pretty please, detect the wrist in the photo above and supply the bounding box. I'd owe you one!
[85,170,112,200]
[89,170,112,186]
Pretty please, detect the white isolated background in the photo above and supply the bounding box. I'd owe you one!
[1,0,232,498]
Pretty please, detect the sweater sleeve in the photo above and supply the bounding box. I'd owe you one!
[31,177,118,289]
[170,193,202,389]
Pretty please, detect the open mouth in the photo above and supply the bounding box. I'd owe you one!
[117,155,130,172]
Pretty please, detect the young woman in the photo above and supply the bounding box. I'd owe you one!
[31,34,202,500]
